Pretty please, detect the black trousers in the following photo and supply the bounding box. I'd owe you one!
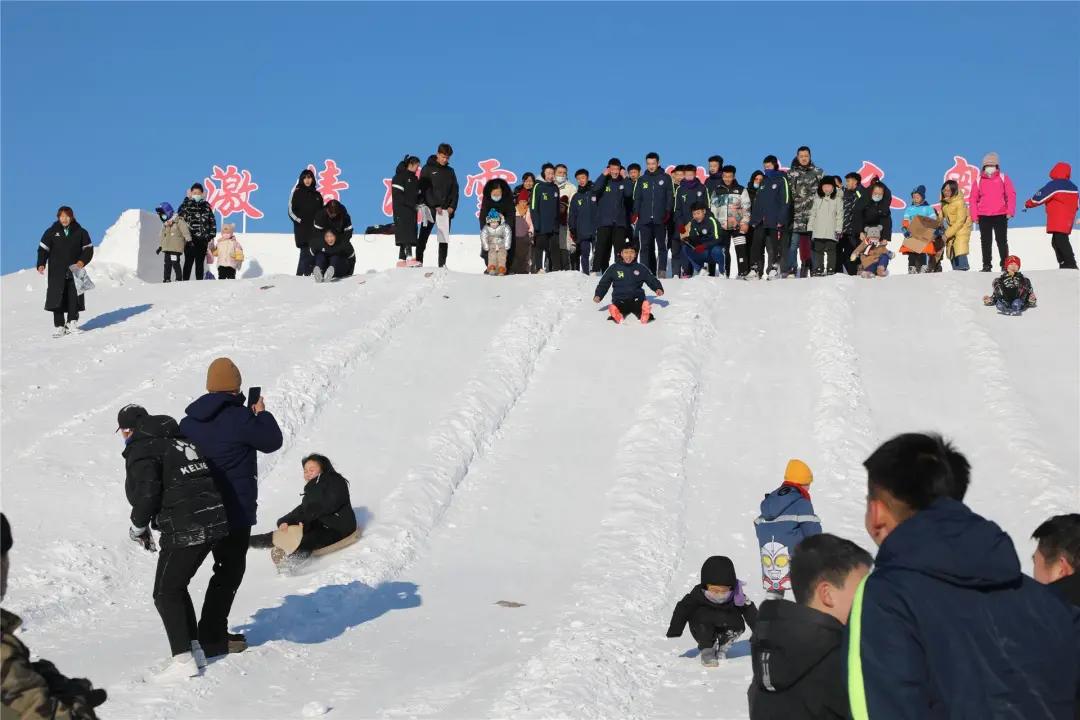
[689,622,742,651]
[218,266,236,280]
[979,215,1009,270]
[198,526,250,655]
[163,252,183,282]
[638,223,668,275]
[1051,232,1077,269]
[906,253,926,272]
[836,232,860,275]
[416,221,449,267]
[593,226,628,273]
[812,238,838,274]
[51,279,80,327]
[183,238,210,280]
[731,232,750,276]
[250,524,344,557]
[612,297,651,320]
[752,224,785,274]
[531,231,558,273]
[716,229,735,277]
[154,542,214,656]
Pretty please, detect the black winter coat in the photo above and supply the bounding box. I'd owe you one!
[311,205,354,252]
[37,221,93,312]
[479,179,515,230]
[850,184,894,239]
[1050,573,1080,607]
[530,180,560,234]
[278,470,357,538]
[289,176,325,249]
[748,600,848,720]
[123,414,229,550]
[391,162,421,248]
[177,197,217,242]
[594,260,663,303]
[418,157,459,212]
[667,585,758,638]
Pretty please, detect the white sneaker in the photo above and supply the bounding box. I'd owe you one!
[64,320,81,334]
[52,326,67,338]
[190,640,208,669]
[312,267,324,283]
[324,266,336,281]
[155,652,201,682]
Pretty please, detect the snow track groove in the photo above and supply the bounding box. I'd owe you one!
[493,281,719,719]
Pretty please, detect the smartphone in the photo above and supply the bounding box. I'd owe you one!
[247,386,262,408]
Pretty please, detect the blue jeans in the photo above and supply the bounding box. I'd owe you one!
[951,254,970,271]
[682,244,726,276]
[865,253,890,275]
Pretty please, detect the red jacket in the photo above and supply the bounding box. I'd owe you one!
[1025,162,1079,235]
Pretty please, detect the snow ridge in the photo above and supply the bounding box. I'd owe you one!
[493,281,719,719]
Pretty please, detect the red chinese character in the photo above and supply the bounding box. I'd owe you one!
[204,165,264,219]
[465,159,518,217]
[855,160,906,209]
[943,155,979,204]
[306,159,350,202]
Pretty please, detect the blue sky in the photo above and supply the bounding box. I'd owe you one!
[2,1,1077,272]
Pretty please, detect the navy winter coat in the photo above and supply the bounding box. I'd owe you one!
[848,498,1080,720]
[754,484,822,593]
[633,169,673,225]
[675,178,709,230]
[750,170,792,228]
[179,392,283,528]
[530,180,560,234]
[593,174,633,228]
[569,183,599,240]
[594,259,663,303]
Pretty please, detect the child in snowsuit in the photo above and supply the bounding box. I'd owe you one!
[754,459,822,599]
[511,198,534,275]
[667,556,758,667]
[807,178,844,275]
[983,255,1037,315]
[156,202,190,283]
[210,224,244,280]
[592,242,664,324]
[901,186,941,274]
[480,210,511,275]
[1024,161,1078,270]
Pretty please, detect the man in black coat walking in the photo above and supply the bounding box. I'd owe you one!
[416,143,459,268]
[37,206,93,336]
[120,404,229,676]
[748,534,873,720]
[289,169,325,276]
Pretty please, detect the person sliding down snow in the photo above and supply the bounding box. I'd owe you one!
[249,454,357,565]
[983,255,1036,315]
[667,556,758,667]
[754,459,822,600]
[480,210,511,275]
[592,241,664,324]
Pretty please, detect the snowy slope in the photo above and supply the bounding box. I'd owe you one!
[1,217,1077,720]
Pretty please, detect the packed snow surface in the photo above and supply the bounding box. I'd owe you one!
[1,213,1077,719]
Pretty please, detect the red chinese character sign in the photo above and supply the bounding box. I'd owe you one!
[204,164,264,233]
[943,155,979,205]
[465,159,518,217]
[855,161,906,210]
[306,159,349,202]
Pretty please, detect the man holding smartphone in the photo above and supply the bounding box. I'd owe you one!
[179,357,282,659]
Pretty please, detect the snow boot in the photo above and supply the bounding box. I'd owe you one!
[487,264,497,275]
[155,652,201,682]
[497,266,507,276]
[64,320,81,334]
[324,266,336,282]
[639,300,652,325]
[52,326,67,339]
[191,640,208,669]
[608,304,624,324]
[700,647,719,667]
[312,266,324,283]
[227,633,248,653]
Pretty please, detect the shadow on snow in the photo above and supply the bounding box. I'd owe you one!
[79,304,153,331]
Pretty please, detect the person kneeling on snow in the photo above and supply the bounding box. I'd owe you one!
[593,241,664,324]
[312,229,355,282]
[667,556,758,667]
[754,459,822,601]
[683,201,726,277]
[250,454,356,563]
[2,514,107,718]
[982,254,1036,315]
[480,209,511,275]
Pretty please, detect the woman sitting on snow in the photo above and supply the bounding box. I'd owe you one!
[250,454,357,562]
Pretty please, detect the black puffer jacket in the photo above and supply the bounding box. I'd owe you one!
[278,469,356,538]
[418,156,459,212]
[310,202,354,252]
[667,585,758,638]
[990,271,1034,304]
[176,197,217,241]
[123,414,229,550]
[748,600,848,720]
[289,170,325,248]
[850,182,894,239]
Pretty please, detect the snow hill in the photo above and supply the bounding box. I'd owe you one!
[1,212,1077,719]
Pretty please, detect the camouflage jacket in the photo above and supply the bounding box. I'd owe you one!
[787,162,824,233]
[2,609,100,719]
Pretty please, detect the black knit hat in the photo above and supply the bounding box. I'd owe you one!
[2,513,11,555]
[701,556,736,586]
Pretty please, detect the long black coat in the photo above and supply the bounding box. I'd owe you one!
[278,469,356,538]
[748,600,848,720]
[391,162,420,248]
[289,174,325,249]
[478,179,517,263]
[123,414,229,550]
[37,221,93,312]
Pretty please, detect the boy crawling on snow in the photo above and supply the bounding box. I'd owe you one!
[983,254,1037,315]
[481,209,511,275]
[667,555,758,667]
[593,241,664,324]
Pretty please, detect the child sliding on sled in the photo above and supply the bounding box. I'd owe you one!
[593,241,664,324]
[667,555,758,667]
[983,255,1037,315]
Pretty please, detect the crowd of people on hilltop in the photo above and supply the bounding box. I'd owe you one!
[4,431,1078,718]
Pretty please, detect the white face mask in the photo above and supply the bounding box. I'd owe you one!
[984,166,998,176]
[555,175,567,187]
[872,193,884,203]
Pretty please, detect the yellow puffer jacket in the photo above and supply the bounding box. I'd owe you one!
[940,190,972,257]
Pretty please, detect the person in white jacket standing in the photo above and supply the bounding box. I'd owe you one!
[556,164,576,272]
[808,178,845,275]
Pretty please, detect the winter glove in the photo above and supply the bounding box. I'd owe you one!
[130,525,156,552]
[155,247,162,255]
[1024,199,1036,209]
[630,213,639,225]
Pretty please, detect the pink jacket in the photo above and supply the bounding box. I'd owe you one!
[211,236,244,269]
[969,172,1016,223]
